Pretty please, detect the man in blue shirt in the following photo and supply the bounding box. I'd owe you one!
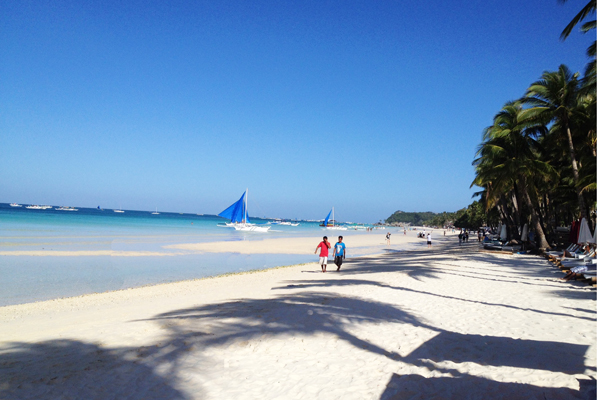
[333,236,346,271]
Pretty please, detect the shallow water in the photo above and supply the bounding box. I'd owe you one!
[0,203,402,306]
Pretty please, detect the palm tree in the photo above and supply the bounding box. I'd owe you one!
[559,0,596,41]
[472,101,556,249]
[559,0,596,87]
[524,65,589,222]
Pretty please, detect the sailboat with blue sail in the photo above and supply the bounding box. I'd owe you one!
[218,189,270,232]
[320,207,347,230]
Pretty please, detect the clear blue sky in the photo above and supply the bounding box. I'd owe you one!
[1,0,592,222]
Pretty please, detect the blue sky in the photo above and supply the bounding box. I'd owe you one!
[1,0,593,222]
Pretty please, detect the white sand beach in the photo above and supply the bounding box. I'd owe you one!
[1,235,595,399]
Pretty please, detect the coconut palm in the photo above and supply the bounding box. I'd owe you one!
[472,101,556,248]
[559,0,596,41]
[524,65,590,223]
[559,0,596,90]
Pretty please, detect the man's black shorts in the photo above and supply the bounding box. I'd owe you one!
[334,256,343,267]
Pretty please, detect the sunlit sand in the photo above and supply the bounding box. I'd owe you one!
[1,236,595,399]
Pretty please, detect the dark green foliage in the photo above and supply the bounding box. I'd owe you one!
[386,210,462,227]
[468,0,597,246]
[386,211,437,225]
[453,201,493,229]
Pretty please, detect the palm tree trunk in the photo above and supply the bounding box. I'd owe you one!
[498,195,520,241]
[565,125,589,221]
[511,189,522,230]
[519,177,550,249]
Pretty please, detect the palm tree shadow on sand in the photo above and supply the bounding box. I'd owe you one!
[141,292,421,361]
[0,340,191,400]
[141,287,593,399]
[379,373,596,400]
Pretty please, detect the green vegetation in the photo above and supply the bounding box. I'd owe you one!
[386,211,438,226]
[470,0,596,248]
[388,1,596,246]
[386,202,499,229]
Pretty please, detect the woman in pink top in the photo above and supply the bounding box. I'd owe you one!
[315,236,331,272]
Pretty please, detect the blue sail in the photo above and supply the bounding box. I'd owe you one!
[218,191,250,223]
[324,209,332,226]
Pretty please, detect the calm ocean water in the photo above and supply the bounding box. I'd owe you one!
[0,203,396,306]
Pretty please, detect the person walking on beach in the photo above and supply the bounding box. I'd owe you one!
[333,236,346,271]
[315,236,331,273]
[386,232,391,245]
[427,232,432,248]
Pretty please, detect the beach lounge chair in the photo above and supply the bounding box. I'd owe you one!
[559,255,596,271]
[546,243,578,256]
[575,249,595,259]
[562,263,597,281]
[550,246,586,262]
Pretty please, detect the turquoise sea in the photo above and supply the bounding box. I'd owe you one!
[0,203,398,306]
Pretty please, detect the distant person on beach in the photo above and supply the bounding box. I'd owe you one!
[458,232,463,245]
[333,236,346,271]
[427,232,432,248]
[386,232,391,245]
[315,236,331,273]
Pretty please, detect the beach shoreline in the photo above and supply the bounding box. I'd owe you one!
[1,237,595,399]
[0,230,426,306]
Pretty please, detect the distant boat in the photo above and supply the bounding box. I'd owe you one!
[278,220,300,226]
[152,207,160,215]
[26,205,44,210]
[56,206,78,211]
[114,205,124,213]
[321,207,347,230]
[9,203,22,207]
[218,189,270,232]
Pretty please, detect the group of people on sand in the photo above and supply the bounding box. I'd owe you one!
[458,230,469,244]
[315,236,346,273]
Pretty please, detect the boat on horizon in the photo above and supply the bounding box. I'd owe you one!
[321,207,347,230]
[269,218,299,226]
[218,189,270,232]
[152,207,160,215]
[9,203,22,207]
[56,206,78,211]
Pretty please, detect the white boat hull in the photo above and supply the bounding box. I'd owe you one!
[226,222,270,232]
[325,226,348,230]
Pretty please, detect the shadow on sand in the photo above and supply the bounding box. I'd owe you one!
[0,340,191,400]
[379,373,595,400]
[1,238,594,399]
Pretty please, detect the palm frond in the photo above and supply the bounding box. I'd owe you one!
[560,0,597,40]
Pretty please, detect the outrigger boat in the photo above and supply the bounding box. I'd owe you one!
[218,189,270,232]
[320,207,347,230]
